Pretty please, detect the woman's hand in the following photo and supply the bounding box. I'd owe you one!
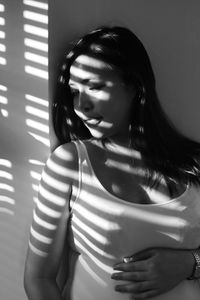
[111,247,195,300]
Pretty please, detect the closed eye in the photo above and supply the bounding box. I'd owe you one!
[89,84,105,91]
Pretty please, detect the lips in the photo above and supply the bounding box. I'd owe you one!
[84,117,102,126]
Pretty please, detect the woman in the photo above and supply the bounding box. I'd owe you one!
[24,26,200,300]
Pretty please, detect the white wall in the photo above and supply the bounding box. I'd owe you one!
[49,0,200,145]
[0,0,49,299]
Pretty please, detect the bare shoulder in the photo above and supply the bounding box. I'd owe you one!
[45,142,79,182]
[51,142,78,166]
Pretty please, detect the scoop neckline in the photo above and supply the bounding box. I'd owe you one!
[79,140,190,208]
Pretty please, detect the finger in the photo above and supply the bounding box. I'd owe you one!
[111,271,149,282]
[130,290,158,300]
[115,281,153,294]
[133,248,156,262]
[114,260,148,272]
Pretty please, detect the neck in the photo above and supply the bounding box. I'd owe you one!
[94,135,141,161]
[103,132,131,148]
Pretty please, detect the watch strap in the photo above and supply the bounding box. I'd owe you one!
[187,250,200,280]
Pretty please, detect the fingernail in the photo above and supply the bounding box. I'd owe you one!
[115,286,122,292]
[113,264,121,270]
[111,273,117,279]
[123,256,134,263]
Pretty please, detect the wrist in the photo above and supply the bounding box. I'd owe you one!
[173,249,195,280]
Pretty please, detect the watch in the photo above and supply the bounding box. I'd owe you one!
[188,250,200,280]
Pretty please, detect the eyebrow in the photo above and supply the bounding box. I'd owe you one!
[68,77,103,86]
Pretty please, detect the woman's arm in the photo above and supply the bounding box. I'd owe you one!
[24,143,78,300]
[112,247,196,300]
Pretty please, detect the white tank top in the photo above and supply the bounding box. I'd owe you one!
[63,140,200,300]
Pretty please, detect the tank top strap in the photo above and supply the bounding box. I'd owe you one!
[72,139,91,166]
[70,139,92,211]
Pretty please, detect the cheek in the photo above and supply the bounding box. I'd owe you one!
[90,90,110,101]
[73,98,79,114]
[110,98,133,124]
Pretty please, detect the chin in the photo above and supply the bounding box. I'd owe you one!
[88,128,106,139]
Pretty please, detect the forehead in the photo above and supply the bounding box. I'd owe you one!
[74,55,110,69]
[69,54,116,82]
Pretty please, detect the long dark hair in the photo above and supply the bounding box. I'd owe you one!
[52,26,200,188]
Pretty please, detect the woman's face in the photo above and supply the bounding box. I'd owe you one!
[69,54,135,139]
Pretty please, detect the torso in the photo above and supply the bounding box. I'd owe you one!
[64,139,200,300]
[83,139,187,205]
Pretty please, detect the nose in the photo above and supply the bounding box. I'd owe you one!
[76,91,94,113]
